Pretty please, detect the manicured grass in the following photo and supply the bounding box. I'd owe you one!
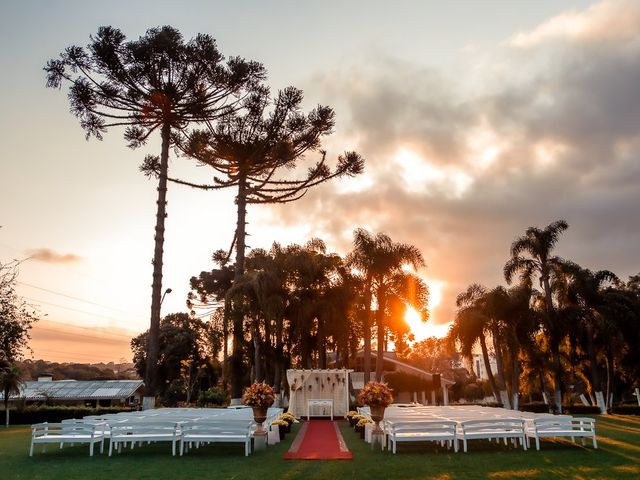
[1,415,639,479]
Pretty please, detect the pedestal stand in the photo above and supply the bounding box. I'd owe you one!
[253,431,267,450]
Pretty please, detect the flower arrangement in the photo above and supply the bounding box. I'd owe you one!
[357,381,393,407]
[271,419,288,439]
[350,414,364,428]
[242,382,275,408]
[356,417,372,427]
[281,412,295,424]
[346,411,359,426]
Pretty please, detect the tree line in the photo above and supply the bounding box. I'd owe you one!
[448,220,640,412]
[131,230,429,404]
[41,26,639,411]
[46,25,362,405]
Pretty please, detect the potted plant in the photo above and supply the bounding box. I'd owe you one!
[357,381,393,436]
[351,414,363,429]
[281,412,295,432]
[356,417,371,439]
[346,410,359,427]
[271,419,288,440]
[242,382,275,434]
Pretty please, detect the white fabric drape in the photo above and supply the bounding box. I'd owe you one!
[286,369,350,418]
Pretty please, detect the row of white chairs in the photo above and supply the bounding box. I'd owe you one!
[358,405,597,454]
[30,407,283,457]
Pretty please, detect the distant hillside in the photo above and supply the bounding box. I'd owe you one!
[17,359,139,381]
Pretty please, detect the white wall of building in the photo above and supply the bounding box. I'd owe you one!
[471,354,497,381]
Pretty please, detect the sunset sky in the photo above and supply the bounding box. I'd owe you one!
[2,0,639,363]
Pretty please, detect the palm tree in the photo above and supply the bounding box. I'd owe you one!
[559,263,629,411]
[448,284,501,403]
[46,26,265,406]
[346,229,378,382]
[284,240,343,369]
[504,219,569,412]
[500,283,540,410]
[1,364,22,427]
[347,229,426,381]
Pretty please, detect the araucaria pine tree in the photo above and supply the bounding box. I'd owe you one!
[45,26,265,406]
[156,85,364,401]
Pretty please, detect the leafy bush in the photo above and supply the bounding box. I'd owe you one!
[563,405,601,415]
[461,383,484,401]
[197,386,226,406]
[383,372,429,393]
[519,402,553,413]
[9,406,133,424]
[611,405,640,415]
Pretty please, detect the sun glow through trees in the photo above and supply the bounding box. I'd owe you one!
[403,279,449,341]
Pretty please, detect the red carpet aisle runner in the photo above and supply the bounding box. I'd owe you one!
[284,420,352,460]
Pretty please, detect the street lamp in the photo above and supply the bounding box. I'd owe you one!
[161,287,172,306]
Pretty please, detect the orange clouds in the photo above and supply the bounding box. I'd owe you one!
[27,248,82,264]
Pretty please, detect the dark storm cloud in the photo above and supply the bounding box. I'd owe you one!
[266,1,640,327]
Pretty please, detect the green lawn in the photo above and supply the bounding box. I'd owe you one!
[1,415,639,480]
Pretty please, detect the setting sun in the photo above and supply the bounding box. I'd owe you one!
[404,306,450,341]
[403,278,449,341]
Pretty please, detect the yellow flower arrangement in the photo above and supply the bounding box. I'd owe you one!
[357,380,394,407]
[281,412,295,424]
[356,417,372,427]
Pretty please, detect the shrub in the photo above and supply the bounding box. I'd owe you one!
[563,405,601,415]
[610,405,640,415]
[519,402,552,413]
[197,387,226,407]
[10,406,133,424]
[384,372,429,393]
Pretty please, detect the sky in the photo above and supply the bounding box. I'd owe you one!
[1,0,639,363]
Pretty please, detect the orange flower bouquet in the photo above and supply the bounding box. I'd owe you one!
[242,382,276,408]
[357,380,393,406]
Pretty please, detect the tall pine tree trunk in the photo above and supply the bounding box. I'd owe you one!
[230,171,248,402]
[222,301,229,392]
[144,122,170,409]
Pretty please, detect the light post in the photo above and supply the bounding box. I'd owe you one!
[160,287,172,309]
[142,287,172,411]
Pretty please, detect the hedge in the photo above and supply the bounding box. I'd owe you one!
[611,405,640,415]
[563,405,602,415]
[7,406,133,424]
[519,403,552,413]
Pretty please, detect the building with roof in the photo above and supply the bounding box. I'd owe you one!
[338,350,455,405]
[11,379,144,407]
